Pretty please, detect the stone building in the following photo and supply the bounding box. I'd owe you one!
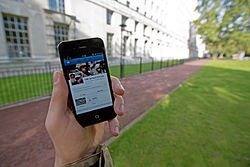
[0,0,200,64]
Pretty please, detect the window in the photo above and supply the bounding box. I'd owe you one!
[143,25,147,35]
[49,0,65,13]
[144,40,147,57]
[134,38,138,57]
[106,9,113,25]
[3,14,30,58]
[134,21,138,32]
[107,33,113,57]
[54,23,69,56]
[151,1,154,9]
[121,15,128,25]
[49,0,56,11]
[123,36,128,57]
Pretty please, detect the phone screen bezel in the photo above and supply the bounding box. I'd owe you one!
[58,38,116,127]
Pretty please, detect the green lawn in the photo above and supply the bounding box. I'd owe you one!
[0,72,53,105]
[109,60,250,167]
[0,60,179,106]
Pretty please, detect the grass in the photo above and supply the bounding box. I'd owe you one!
[0,72,53,105]
[109,60,250,167]
[0,60,179,106]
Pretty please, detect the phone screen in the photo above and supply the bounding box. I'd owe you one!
[63,52,113,115]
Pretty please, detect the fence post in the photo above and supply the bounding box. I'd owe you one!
[151,57,154,71]
[139,57,142,74]
[122,59,125,77]
[120,58,124,78]
[21,66,27,99]
[160,58,163,69]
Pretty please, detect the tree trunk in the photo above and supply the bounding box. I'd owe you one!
[219,53,224,59]
[212,53,218,59]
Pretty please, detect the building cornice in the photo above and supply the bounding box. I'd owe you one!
[43,8,76,19]
[85,0,166,31]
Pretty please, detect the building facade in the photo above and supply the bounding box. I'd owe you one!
[0,0,201,65]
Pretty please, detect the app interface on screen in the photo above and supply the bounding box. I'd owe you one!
[64,53,113,115]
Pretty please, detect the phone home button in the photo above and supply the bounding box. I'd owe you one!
[94,114,100,119]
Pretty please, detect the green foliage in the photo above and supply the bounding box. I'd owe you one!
[109,60,250,167]
[195,0,250,56]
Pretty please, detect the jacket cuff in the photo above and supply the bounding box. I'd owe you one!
[64,144,114,167]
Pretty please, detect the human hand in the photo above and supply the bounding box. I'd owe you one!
[45,72,125,167]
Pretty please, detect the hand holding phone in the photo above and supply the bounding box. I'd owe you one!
[46,72,125,166]
[58,38,118,127]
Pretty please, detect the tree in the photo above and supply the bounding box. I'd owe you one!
[194,0,250,57]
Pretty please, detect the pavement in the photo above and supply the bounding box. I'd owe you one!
[0,59,208,167]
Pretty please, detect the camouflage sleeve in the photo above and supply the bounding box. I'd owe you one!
[64,144,114,167]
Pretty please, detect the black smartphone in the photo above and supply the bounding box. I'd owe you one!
[58,38,116,127]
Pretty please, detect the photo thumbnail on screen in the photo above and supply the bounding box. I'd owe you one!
[64,53,107,86]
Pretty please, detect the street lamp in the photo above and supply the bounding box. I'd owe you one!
[120,23,126,78]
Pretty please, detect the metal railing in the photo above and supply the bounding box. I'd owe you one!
[0,64,61,107]
[0,57,196,107]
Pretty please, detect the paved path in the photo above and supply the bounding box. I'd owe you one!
[0,60,207,167]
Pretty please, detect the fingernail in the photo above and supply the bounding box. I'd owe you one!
[119,104,124,113]
[120,84,125,91]
[53,71,60,84]
[114,126,119,134]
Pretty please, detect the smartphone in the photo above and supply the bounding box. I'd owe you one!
[58,38,116,127]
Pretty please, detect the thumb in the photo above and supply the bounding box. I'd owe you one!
[48,71,69,116]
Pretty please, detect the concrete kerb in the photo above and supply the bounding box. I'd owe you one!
[0,96,50,111]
